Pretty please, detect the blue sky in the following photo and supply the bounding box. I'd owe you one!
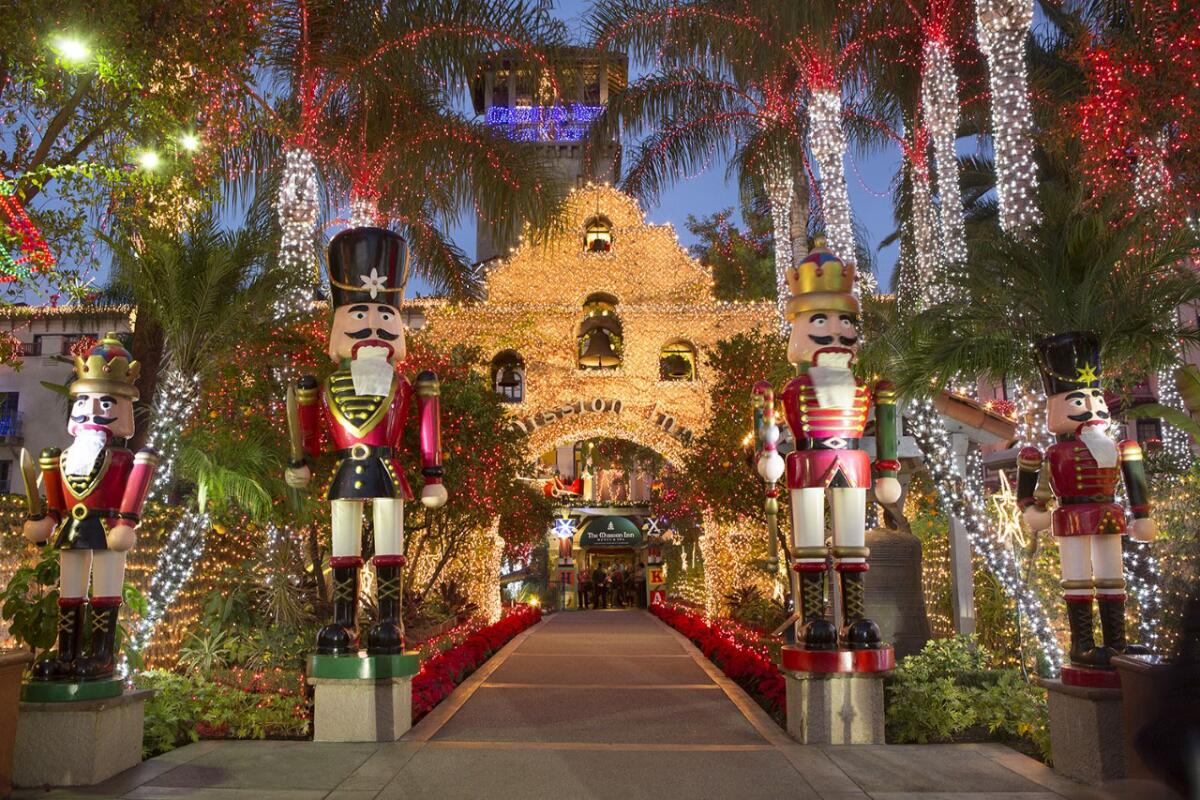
[446,0,904,290]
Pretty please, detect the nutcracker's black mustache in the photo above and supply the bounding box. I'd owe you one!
[71,415,117,425]
[808,334,858,346]
[1068,411,1110,422]
[347,327,400,341]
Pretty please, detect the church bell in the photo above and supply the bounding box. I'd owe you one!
[579,330,620,368]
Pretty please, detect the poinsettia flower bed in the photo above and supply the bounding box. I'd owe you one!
[651,602,786,722]
[411,604,542,722]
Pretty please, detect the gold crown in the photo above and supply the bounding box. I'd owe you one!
[785,238,859,319]
[71,332,140,399]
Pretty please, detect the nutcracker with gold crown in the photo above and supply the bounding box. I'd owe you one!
[764,241,899,672]
[1017,332,1154,686]
[284,227,446,658]
[21,334,158,683]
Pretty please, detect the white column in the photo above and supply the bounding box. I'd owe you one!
[948,433,977,635]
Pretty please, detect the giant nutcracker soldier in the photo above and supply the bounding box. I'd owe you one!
[1017,332,1154,686]
[765,242,900,670]
[22,334,158,683]
[285,227,446,656]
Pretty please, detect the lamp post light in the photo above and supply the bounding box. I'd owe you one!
[50,36,91,66]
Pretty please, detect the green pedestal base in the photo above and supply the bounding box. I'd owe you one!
[21,678,123,703]
[307,653,420,680]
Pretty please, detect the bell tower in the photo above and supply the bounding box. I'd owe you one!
[471,47,627,264]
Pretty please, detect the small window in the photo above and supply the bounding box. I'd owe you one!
[492,68,509,107]
[0,460,10,494]
[659,341,697,381]
[491,351,525,403]
[584,216,612,253]
[1136,417,1163,451]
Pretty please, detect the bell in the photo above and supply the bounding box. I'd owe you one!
[662,354,691,380]
[579,331,619,368]
[497,365,521,388]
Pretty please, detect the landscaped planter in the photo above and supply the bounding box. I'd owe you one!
[0,649,32,797]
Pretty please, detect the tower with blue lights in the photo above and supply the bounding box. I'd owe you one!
[472,47,627,263]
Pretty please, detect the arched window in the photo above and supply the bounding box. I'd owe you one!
[583,215,613,253]
[491,350,525,402]
[578,293,622,369]
[659,340,697,381]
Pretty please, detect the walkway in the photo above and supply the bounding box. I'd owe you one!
[20,610,1083,799]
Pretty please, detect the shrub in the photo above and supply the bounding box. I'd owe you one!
[885,636,1051,762]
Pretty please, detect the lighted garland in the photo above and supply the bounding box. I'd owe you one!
[974,0,1040,234]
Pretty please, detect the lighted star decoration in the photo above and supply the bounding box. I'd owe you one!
[1075,364,1100,384]
[642,517,662,537]
[552,514,576,540]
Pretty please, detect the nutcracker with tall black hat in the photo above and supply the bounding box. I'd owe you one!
[1017,331,1155,687]
[21,334,158,684]
[761,240,900,673]
[284,227,446,658]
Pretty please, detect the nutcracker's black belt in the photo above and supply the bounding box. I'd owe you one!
[1061,495,1116,505]
[335,444,394,460]
[801,437,860,451]
[67,505,118,521]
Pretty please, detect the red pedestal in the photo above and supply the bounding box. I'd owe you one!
[781,644,895,674]
[1061,664,1121,689]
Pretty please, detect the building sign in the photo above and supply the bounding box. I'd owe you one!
[648,406,695,446]
[577,515,643,548]
[510,398,623,435]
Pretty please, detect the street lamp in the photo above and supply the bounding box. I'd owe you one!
[137,150,160,171]
[178,133,201,153]
[51,36,90,66]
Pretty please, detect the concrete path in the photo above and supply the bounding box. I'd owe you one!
[16,610,1086,799]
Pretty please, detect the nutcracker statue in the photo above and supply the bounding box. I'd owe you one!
[764,241,899,668]
[21,334,157,683]
[285,227,446,657]
[1017,332,1154,684]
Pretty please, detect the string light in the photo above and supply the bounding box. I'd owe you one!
[921,38,968,273]
[975,0,1040,234]
[762,162,794,329]
[275,147,319,320]
[808,88,862,292]
[485,104,605,142]
[145,368,201,499]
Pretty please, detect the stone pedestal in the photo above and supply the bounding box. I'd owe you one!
[1039,677,1125,784]
[783,670,887,744]
[13,688,150,788]
[307,653,419,742]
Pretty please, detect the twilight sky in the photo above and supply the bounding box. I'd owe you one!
[447,0,904,291]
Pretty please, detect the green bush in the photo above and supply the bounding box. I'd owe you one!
[885,636,1051,762]
[135,668,309,759]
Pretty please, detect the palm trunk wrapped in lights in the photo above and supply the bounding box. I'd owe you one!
[275,146,320,320]
[144,368,200,500]
[762,161,795,329]
[809,88,874,296]
[921,38,968,281]
[901,141,940,311]
[349,190,381,229]
[975,0,1040,234]
[128,508,210,663]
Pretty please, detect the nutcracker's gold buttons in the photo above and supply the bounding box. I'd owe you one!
[355,465,364,474]
[354,480,363,489]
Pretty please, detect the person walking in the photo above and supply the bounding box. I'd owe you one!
[635,562,647,609]
[611,565,626,608]
[578,561,592,610]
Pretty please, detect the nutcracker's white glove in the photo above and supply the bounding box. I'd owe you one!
[1022,506,1052,533]
[421,483,448,509]
[874,477,901,505]
[1130,517,1158,543]
[285,465,312,489]
[23,516,54,544]
[107,524,137,552]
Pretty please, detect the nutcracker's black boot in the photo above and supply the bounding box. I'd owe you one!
[837,567,882,649]
[1065,597,1111,667]
[367,558,404,656]
[75,597,121,681]
[1098,594,1151,656]
[317,564,360,655]
[796,567,837,650]
[32,598,86,681]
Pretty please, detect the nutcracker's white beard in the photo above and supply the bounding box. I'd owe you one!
[64,429,108,476]
[350,346,395,396]
[809,351,857,409]
[1078,421,1119,469]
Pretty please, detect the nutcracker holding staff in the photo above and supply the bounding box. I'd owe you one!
[285,227,446,656]
[772,241,900,656]
[22,334,158,681]
[1017,332,1154,677]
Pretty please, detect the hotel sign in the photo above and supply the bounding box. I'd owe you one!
[510,398,623,435]
[577,516,643,548]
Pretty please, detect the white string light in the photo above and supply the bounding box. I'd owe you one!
[349,191,381,229]
[144,368,200,500]
[275,147,319,320]
[131,509,210,656]
[762,162,794,330]
[975,0,1040,234]
[921,38,968,276]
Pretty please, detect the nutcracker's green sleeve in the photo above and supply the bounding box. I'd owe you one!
[872,381,899,478]
[1119,440,1151,519]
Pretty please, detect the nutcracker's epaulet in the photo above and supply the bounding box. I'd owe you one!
[39,447,61,470]
[1017,446,1043,469]
[874,380,896,404]
[134,448,160,465]
[296,374,319,405]
[415,370,439,397]
[1118,440,1143,460]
